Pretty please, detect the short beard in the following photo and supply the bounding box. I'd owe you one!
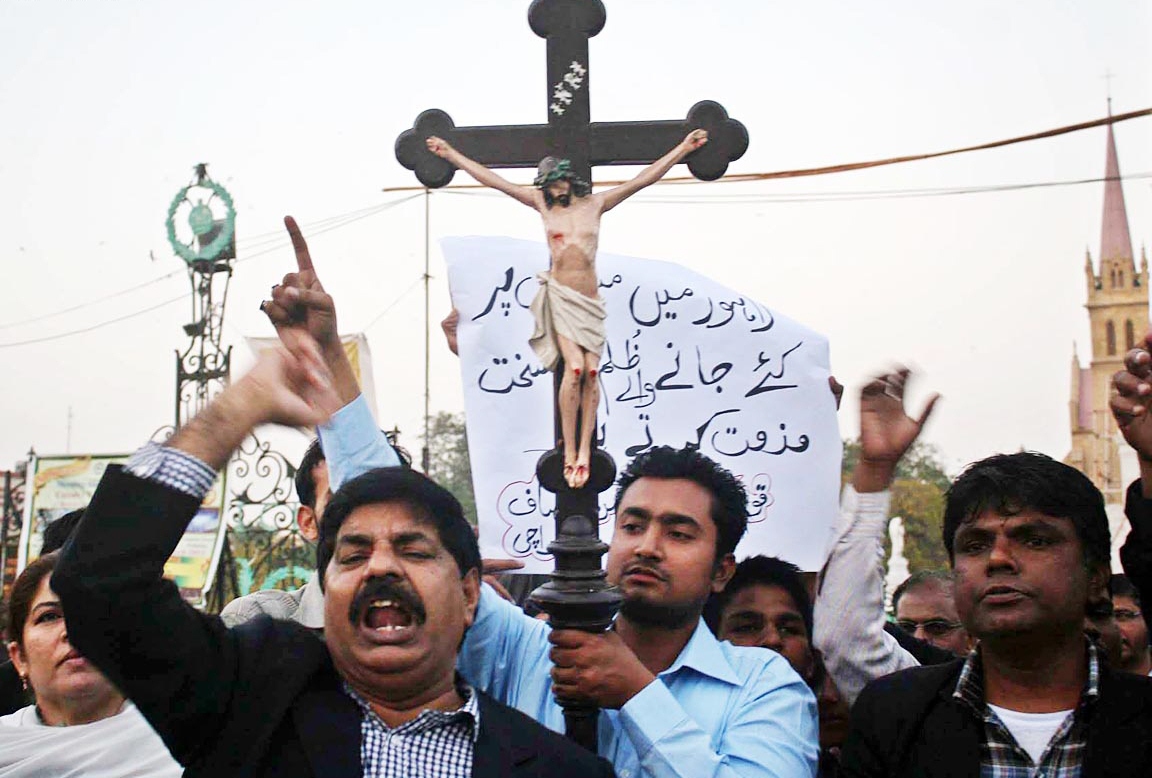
[541,190,574,209]
[619,596,701,630]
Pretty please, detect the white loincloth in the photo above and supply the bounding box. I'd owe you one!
[528,272,606,372]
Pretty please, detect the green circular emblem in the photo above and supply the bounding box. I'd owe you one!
[166,177,236,263]
[188,202,215,236]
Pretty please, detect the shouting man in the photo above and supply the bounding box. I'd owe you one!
[51,221,613,778]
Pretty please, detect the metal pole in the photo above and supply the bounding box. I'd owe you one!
[530,373,622,754]
[422,188,432,472]
[0,470,11,592]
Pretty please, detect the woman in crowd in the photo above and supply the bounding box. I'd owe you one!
[1,551,181,777]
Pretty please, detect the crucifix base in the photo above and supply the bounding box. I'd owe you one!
[530,445,622,754]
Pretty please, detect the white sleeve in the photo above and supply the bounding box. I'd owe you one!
[812,485,919,706]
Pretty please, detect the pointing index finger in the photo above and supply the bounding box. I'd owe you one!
[284,215,314,273]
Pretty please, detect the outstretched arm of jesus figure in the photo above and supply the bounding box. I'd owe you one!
[426,136,538,208]
[599,129,708,213]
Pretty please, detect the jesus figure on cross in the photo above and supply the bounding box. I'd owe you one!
[427,129,708,489]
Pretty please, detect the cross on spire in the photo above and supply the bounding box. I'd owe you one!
[1102,68,1116,115]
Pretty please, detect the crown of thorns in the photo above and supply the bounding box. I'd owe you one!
[534,157,586,189]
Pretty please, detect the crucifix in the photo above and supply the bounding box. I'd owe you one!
[395,0,748,753]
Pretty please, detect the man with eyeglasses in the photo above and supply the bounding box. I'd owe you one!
[891,571,973,656]
[1112,575,1151,676]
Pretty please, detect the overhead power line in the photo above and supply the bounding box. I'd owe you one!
[0,194,423,334]
[381,107,1152,192]
[438,171,1152,205]
[0,269,184,330]
[0,294,186,349]
[235,198,421,251]
[620,171,1152,204]
[360,275,426,332]
[233,194,424,265]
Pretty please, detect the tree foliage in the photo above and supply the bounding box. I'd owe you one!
[424,411,477,524]
[842,439,951,573]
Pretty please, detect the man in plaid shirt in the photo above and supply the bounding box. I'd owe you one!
[840,448,1152,777]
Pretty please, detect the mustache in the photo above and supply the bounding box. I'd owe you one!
[624,563,667,581]
[348,576,427,627]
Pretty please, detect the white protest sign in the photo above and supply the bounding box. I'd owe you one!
[445,236,841,572]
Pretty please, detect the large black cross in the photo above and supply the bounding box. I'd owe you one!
[395,0,748,188]
[394,0,748,754]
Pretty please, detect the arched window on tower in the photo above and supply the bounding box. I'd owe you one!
[1111,269,1117,287]
[1107,321,1117,355]
[1127,320,1135,351]
[1120,270,1125,287]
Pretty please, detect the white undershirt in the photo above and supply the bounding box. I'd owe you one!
[987,704,1074,764]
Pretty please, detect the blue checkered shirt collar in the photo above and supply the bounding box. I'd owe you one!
[952,642,1099,777]
[343,678,480,778]
[953,641,1101,714]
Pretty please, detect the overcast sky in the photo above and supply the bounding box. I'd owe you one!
[1,0,1150,475]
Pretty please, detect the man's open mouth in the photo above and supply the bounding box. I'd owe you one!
[363,599,416,632]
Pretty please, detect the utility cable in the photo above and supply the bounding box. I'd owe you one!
[437,171,1152,205]
[0,195,423,334]
[0,269,184,330]
[360,275,426,332]
[0,294,186,349]
[381,107,1152,192]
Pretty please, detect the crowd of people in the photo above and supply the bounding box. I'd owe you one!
[3,215,1152,776]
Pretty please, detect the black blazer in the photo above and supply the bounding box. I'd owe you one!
[840,658,1152,777]
[54,466,613,778]
[1121,480,1152,637]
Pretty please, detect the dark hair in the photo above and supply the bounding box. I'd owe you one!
[316,467,480,590]
[615,446,748,560]
[942,452,1110,570]
[6,552,59,648]
[296,437,414,512]
[41,509,85,554]
[704,555,812,638]
[294,439,326,510]
[1112,573,1140,606]
[535,157,591,207]
[891,570,955,614]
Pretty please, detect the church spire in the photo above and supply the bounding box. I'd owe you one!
[1100,108,1134,263]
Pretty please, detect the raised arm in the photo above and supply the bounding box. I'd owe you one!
[1110,334,1152,636]
[813,369,940,705]
[53,337,340,765]
[263,216,404,476]
[427,137,538,208]
[263,216,361,406]
[599,129,708,213]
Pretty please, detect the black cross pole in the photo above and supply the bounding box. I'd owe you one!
[395,0,747,755]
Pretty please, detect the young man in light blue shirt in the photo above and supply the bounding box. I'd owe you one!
[265,220,818,778]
